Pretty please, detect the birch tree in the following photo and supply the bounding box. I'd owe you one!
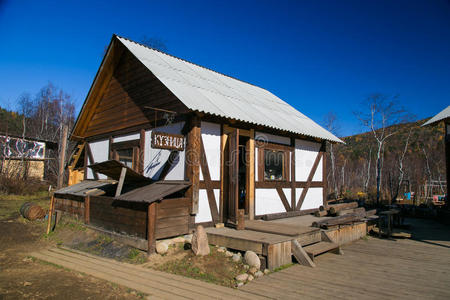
[354,94,408,206]
[323,112,340,199]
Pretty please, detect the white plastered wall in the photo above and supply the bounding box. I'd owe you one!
[296,187,323,210]
[255,189,287,215]
[295,139,322,182]
[195,189,220,223]
[196,122,221,223]
[87,139,109,179]
[144,122,185,180]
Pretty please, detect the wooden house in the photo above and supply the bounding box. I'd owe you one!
[56,35,342,253]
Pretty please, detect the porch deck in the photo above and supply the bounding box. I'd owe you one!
[205,215,368,270]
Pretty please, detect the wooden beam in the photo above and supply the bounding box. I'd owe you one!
[84,195,90,224]
[296,151,323,209]
[147,202,157,255]
[185,116,200,214]
[291,240,316,268]
[322,142,327,206]
[46,195,55,235]
[276,187,291,212]
[248,129,255,220]
[199,137,219,224]
[57,125,68,189]
[85,143,99,180]
[115,167,127,197]
[219,125,227,223]
[139,129,145,175]
[291,137,296,210]
[83,142,88,180]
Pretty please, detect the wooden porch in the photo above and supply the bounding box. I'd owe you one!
[206,217,350,270]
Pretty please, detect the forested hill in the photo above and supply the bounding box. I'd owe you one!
[0,107,24,136]
[329,118,446,200]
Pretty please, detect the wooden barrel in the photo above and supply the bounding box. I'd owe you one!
[20,202,46,220]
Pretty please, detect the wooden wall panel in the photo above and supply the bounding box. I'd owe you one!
[84,51,188,138]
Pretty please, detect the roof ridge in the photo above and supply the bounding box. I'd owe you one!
[114,34,264,89]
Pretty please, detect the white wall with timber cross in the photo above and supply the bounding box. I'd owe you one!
[144,122,185,180]
[196,121,221,223]
[295,139,323,209]
[87,139,109,179]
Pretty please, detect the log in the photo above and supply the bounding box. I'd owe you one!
[336,207,365,216]
[365,209,377,216]
[312,208,368,228]
[263,208,318,221]
[328,202,358,214]
[314,210,328,217]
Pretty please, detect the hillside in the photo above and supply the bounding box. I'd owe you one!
[329,118,446,202]
[0,107,24,136]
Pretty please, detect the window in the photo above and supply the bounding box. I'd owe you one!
[116,148,133,168]
[264,149,285,181]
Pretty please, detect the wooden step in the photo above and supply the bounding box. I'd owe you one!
[303,241,340,261]
[297,230,321,246]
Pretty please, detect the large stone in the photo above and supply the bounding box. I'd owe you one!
[191,225,210,256]
[232,254,241,262]
[184,234,193,244]
[244,251,260,269]
[225,251,233,257]
[217,246,226,253]
[156,242,168,254]
[254,270,264,278]
[248,267,258,275]
[247,275,254,282]
[235,273,249,282]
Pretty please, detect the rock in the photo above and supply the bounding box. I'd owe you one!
[191,225,210,256]
[244,251,260,269]
[237,282,244,288]
[225,251,233,257]
[232,254,241,262]
[247,275,254,282]
[254,271,264,278]
[248,267,258,275]
[243,264,250,270]
[217,246,226,253]
[156,242,168,254]
[215,223,224,228]
[172,237,185,243]
[237,252,242,257]
[23,281,32,286]
[184,234,193,243]
[235,273,249,282]
[264,269,270,275]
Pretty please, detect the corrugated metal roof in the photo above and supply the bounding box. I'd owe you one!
[116,36,343,143]
[116,180,191,203]
[422,106,450,126]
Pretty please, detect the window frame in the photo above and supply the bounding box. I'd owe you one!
[257,142,291,182]
[111,139,140,172]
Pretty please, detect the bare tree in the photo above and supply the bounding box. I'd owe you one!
[354,94,409,206]
[323,112,340,199]
[363,147,372,193]
[392,128,412,202]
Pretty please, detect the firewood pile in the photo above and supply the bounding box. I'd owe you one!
[312,202,377,229]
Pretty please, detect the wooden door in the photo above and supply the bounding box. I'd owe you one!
[227,128,239,224]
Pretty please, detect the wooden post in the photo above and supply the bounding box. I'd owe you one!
[290,137,296,210]
[147,202,157,255]
[322,142,327,208]
[84,195,90,224]
[46,195,55,234]
[139,129,145,175]
[248,129,255,220]
[57,125,68,189]
[186,116,200,214]
[445,122,449,202]
[237,209,245,230]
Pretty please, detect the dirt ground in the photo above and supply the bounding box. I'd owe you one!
[0,194,144,300]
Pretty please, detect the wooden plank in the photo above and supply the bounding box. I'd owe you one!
[296,151,323,209]
[157,197,190,210]
[206,233,263,254]
[303,241,339,259]
[245,220,317,237]
[156,216,189,229]
[248,129,255,220]
[267,241,292,271]
[290,138,296,210]
[219,125,227,223]
[157,207,190,219]
[296,230,321,246]
[155,225,189,239]
[291,240,316,268]
[139,129,145,174]
[46,195,55,234]
[262,208,318,221]
[276,187,291,212]
[147,202,156,255]
[115,167,127,197]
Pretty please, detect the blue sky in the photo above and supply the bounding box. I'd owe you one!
[0,0,449,136]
